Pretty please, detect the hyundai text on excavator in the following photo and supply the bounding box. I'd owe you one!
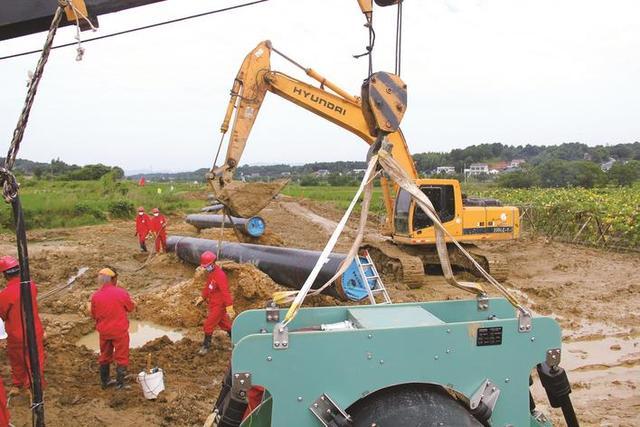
[207,39,519,287]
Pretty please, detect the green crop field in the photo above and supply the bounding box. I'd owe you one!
[0,178,206,232]
[474,186,640,248]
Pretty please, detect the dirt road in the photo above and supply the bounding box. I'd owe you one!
[0,198,636,426]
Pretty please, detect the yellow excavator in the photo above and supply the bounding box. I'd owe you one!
[207,40,520,286]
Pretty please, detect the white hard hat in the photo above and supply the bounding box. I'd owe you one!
[0,319,7,340]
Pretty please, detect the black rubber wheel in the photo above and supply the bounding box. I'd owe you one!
[347,383,483,427]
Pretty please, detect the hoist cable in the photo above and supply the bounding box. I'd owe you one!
[0,0,269,61]
[395,0,403,76]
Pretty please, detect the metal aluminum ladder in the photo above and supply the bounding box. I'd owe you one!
[356,250,392,305]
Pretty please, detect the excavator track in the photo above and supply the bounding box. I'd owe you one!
[440,243,509,282]
[362,239,427,289]
[466,245,509,282]
[363,240,509,286]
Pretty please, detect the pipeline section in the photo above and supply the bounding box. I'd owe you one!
[201,204,224,213]
[167,236,378,301]
[186,214,266,238]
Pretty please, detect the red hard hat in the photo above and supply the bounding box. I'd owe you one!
[152,208,160,214]
[0,256,19,273]
[138,206,145,212]
[200,251,217,267]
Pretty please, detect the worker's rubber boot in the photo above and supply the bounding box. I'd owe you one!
[100,364,116,390]
[140,242,148,252]
[198,334,212,356]
[115,366,129,390]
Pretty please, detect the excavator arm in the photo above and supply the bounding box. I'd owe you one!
[210,40,417,223]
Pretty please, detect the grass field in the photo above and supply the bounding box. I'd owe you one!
[0,179,206,232]
[282,185,387,214]
[6,179,638,249]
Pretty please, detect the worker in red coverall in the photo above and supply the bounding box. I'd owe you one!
[90,267,135,389]
[194,251,235,355]
[0,319,11,427]
[0,256,45,395]
[149,208,167,253]
[134,206,150,252]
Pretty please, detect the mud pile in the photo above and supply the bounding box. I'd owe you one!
[136,262,290,328]
[211,180,289,217]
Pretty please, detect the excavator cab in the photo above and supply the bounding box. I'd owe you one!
[392,179,520,246]
[393,183,457,237]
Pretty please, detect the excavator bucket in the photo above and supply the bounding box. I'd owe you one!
[209,179,289,218]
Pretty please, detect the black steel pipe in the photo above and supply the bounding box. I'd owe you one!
[186,214,266,238]
[168,236,385,303]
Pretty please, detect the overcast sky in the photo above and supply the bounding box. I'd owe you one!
[1,0,638,173]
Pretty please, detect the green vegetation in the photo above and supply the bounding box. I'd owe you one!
[413,141,640,172]
[7,158,125,181]
[283,185,386,214]
[285,183,640,248]
[496,160,640,189]
[475,186,640,247]
[0,180,206,232]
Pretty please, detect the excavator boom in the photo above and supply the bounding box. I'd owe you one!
[210,40,416,222]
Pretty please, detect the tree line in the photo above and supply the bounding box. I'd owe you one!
[2,158,124,181]
[498,160,640,188]
[413,141,640,172]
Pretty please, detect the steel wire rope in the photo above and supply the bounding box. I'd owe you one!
[0,0,270,61]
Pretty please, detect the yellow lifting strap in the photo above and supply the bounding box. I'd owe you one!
[63,0,89,22]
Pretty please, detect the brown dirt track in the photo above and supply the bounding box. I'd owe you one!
[0,198,637,426]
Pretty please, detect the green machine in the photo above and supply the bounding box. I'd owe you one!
[211,297,579,426]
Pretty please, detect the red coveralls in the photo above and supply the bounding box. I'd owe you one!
[202,267,233,334]
[0,278,45,389]
[243,386,265,420]
[91,282,135,367]
[149,214,167,252]
[0,379,9,427]
[135,213,150,245]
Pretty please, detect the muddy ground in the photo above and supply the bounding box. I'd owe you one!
[0,196,637,426]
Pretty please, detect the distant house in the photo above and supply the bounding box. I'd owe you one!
[465,163,489,176]
[509,159,526,168]
[435,166,456,175]
[350,168,367,175]
[280,172,291,177]
[315,169,330,177]
[600,158,617,172]
[489,161,509,172]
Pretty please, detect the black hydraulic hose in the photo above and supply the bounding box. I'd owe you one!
[537,363,580,427]
[11,196,45,427]
[213,367,233,414]
[560,400,579,427]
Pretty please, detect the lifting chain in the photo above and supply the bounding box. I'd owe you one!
[1,2,67,200]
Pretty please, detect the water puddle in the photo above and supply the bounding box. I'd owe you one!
[563,336,639,371]
[76,320,185,353]
[564,321,632,341]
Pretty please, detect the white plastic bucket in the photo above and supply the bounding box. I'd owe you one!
[0,319,7,339]
[137,369,165,400]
